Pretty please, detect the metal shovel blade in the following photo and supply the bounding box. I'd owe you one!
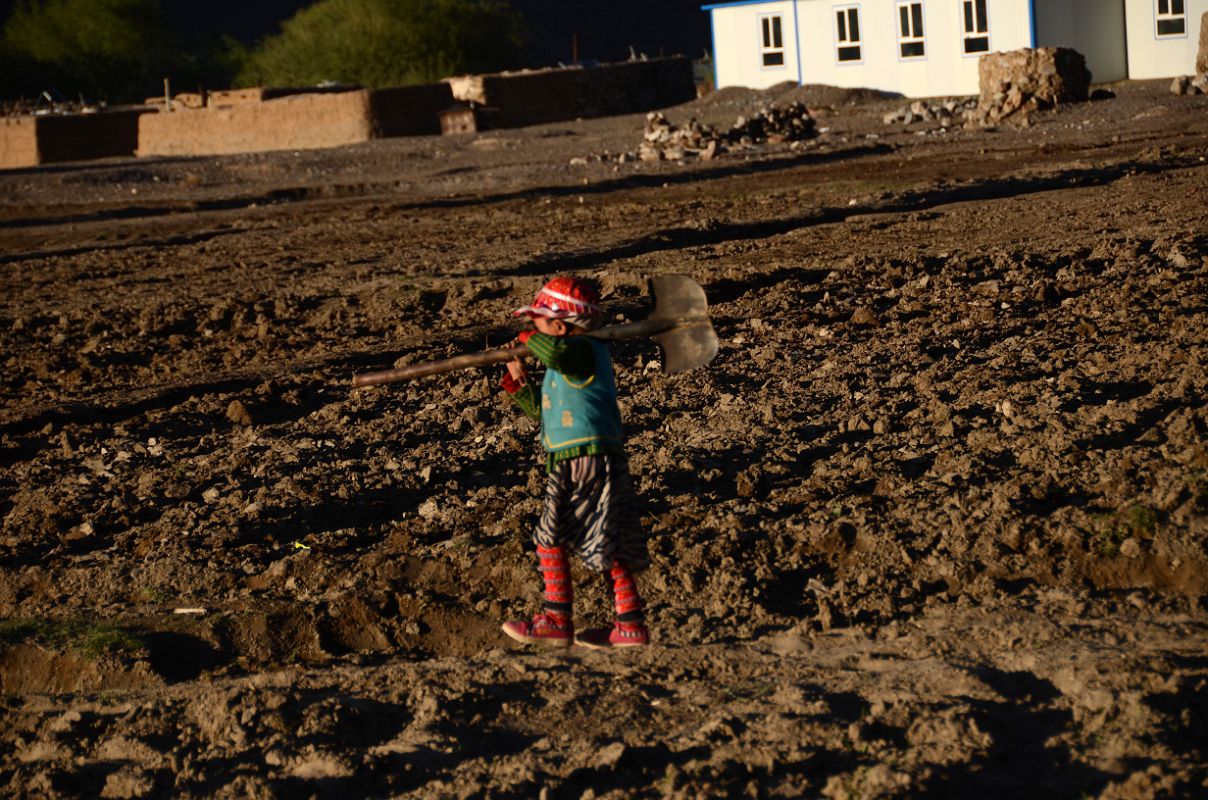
[647,274,719,375]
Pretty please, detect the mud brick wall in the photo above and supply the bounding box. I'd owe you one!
[448,56,696,129]
[0,118,38,170]
[138,90,377,157]
[166,86,371,109]
[1,110,143,170]
[138,84,453,157]
[368,83,454,137]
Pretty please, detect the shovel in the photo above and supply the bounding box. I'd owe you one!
[351,274,718,387]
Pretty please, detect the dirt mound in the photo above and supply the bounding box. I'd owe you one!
[777,83,903,108]
[682,82,898,128]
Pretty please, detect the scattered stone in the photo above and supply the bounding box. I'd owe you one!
[850,307,879,326]
[63,521,94,542]
[100,767,155,799]
[883,97,975,129]
[619,104,816,164]
[735,465,767,498]
[226,400,252,426]
[1170,76,1196,96]
[595,741,627,769]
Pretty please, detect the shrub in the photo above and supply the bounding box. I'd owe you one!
[236,0,525,89]
[1,0,176,102]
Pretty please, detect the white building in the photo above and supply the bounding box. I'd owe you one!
[704,0,1207,97]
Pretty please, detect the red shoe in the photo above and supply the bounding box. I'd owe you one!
[575,622,649,650]
[501,614,573,648]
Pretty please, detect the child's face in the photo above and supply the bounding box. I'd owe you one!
[532,316,572,336]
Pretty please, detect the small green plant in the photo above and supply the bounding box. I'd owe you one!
[1093,504,1159,556]
[1124,505,1157,537]
[138,586,168,604]
[77,625,145,658]
[0,619,146,658]
[1094,521,1128,557]
[0,619,43,647]
[721,680,774,701]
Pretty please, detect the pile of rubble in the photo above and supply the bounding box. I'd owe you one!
[634,102,817,162]
[1170,74,1208,96]
[973,47,1091,126]
[881,98,977,129]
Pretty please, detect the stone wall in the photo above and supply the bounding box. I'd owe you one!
[976,47,1090,125]
[137,83,452,158]
[1,110,143,170]
[446,56,695,129]
[1198,11,1208,77]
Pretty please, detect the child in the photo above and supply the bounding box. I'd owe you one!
[499,276,650,649]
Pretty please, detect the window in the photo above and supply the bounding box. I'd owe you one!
[962,0,989,53]
[897,1,925,58]
[1156,0,1186,37]
[835,5,862,63]
[761,15,785,67]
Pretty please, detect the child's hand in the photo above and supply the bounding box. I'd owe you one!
[506,358,527,383]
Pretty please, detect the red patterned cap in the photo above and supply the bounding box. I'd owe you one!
[513,276,602,320]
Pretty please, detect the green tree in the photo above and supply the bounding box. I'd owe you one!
[236,0,525,89]
[1,0,176,102]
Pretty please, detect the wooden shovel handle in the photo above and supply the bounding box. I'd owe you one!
[352,344,530,387]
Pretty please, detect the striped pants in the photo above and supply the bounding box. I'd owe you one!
[533,453,649,573]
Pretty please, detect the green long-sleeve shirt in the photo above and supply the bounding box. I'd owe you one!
[504,332,625,470]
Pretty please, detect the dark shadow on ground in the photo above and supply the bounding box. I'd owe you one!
[914,666,1113,798]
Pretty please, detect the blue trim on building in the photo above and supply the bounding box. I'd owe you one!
[701,0,781,10]
[709,8,719,87]
[1027,0,1036,47]
[791,0,803,84]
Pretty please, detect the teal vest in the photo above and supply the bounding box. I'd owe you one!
[541,339,623,454]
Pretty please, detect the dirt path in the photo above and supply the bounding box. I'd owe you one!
[2,80,1207,798]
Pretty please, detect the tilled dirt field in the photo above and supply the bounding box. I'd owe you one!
[1,79,1207,798]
